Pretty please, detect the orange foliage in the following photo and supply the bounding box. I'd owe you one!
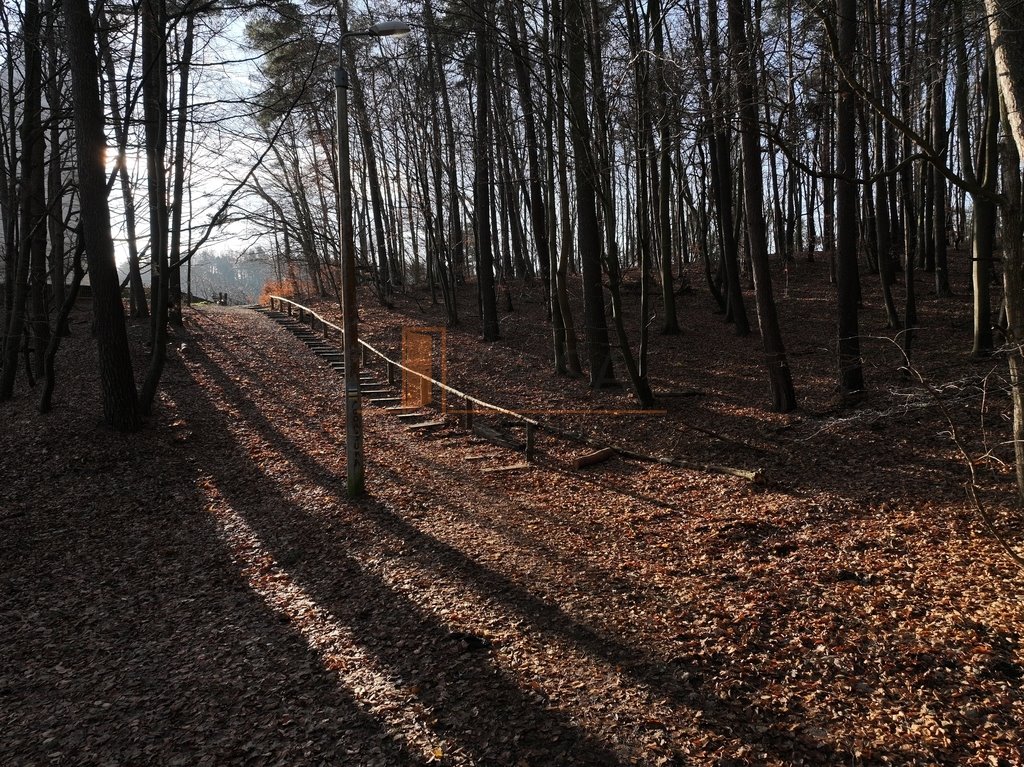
[259,277,318,306]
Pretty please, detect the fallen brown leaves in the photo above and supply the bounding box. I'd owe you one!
[2,256,1023,765]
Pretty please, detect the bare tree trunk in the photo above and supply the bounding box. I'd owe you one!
[549,0,582,376]
[959,5,999,358]
[0,0,44,398]
[835,0,865,398]
[99,8,148,318]
[45,4,67,337]
[348,64,392,306]
[729,0,797,411]
[702,0,749,335]
[64,0,141,430]
[39,231,85,413]
[650,0,679,334]
[985,0,1024,498]
[139,0,169,415]
[930,11,952,297]
[506,1,550,299]
[869,0,900,329]
[474,18,500,341]
[898,0,918,357]
[567,0,614,386]
[26,0,48,380]
[168,12,195,326]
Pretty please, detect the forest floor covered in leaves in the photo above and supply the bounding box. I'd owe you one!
[2,255,1023,765]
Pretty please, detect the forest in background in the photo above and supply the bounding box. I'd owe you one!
[1,0,1024,493]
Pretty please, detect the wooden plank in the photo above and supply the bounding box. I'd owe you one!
[406,420,446,430]
[464,453,506,461]
[481,463,531,473]
[397,411,426,420]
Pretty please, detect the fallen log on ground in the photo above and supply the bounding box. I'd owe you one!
[572,448,617,469]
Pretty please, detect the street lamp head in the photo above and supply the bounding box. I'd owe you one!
[368,20,410,38]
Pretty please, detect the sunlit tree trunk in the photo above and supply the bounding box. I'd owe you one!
[985,0,1024,498]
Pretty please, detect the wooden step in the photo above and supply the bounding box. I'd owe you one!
[396,411,427,421]
[406,420,446,430]
[481,463,531,474]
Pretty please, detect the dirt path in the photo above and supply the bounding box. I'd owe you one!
[1,304,1021,766]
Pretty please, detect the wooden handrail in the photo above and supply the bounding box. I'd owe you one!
[263,295,761,482]
[267,295,539,427]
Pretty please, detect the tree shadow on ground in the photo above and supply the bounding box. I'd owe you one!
[179,348,626,765]
[182,312,863,766]
[0,425,421,764]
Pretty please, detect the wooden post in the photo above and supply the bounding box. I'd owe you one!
[287,303,292,316]
[526,423,535,461]
[387,361,395,385]
[463,400,474,429]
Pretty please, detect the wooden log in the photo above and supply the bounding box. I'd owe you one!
[572,447,616,469]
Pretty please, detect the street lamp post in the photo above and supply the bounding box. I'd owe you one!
[336,19,409,498]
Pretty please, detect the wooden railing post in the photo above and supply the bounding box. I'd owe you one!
[526,424,535,461]
[462,400,474,430]
[387,361,395,386]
